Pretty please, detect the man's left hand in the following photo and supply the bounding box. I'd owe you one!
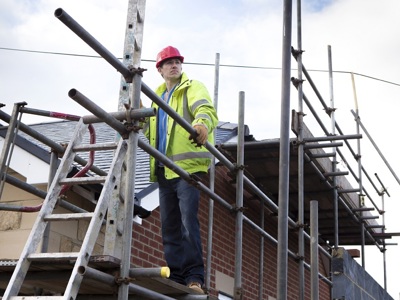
[191,124,208,145]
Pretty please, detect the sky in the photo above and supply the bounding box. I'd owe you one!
[1,0,400,298]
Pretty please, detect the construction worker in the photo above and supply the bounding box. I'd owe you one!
[143,46,218,293]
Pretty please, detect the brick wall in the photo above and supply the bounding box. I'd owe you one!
[130,165,331,299]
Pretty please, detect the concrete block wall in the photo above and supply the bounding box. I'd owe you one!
[0,172,104,260]
[0,172,43,259]
[332,247,393,300]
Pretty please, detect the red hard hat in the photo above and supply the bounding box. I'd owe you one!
[156,46,184,68]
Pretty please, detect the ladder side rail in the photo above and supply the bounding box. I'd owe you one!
[118,0,146,299]
[2,120,89,298]
[64,139,127,299]
[105,0,141,260]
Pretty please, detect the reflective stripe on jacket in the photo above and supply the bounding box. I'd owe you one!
[144,72,218,181]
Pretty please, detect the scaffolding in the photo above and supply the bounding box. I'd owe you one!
[0,0,399,299]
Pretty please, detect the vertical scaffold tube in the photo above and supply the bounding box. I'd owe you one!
[277,0,293,299]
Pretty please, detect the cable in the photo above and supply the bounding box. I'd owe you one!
[1,46,400,87]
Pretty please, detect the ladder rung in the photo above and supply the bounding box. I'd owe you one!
[44,212,94,221]
[28,252,79,261]
[73,142,118,152]
[59,176,107,185]
[10,297,65,300]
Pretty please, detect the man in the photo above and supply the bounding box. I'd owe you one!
[143,46,218,293]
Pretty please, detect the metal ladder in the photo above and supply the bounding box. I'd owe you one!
[2,119,127,299]
[105,0,146,259]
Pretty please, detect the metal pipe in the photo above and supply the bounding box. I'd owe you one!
[339,188,361,194]
[303,134,362,143]
[233,92,245,300]
[309,152,336,158]
[258,199,265,300]
[82,108,155,124]
[0,173,87,214]
[69,89,128,135]
[129,267,170,278]
[0,102,25,198]
[295,0,305,297]
[350,74,366,266]
[304,142,343,149]
[277,0,293,298]
[68,82,334,286]
[310,200,319,300]
[206,52,220,291]
[382,197,387,291]
[0,110,107,176]
[79,266,176,300]
[323,171,349,177]
[375,172,388,290]
[350,109,400,185]
[19,107,79,121]
[1,173,46,199]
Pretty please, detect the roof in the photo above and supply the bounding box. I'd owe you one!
[217,115,385,247]
[0,120,245,195]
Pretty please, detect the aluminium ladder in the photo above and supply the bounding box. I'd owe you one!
[3,119,127,299]
[105,0,146,259]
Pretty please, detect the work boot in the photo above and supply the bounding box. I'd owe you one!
[187,282,204,294]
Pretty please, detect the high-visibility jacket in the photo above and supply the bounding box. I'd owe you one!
[144,72,218,182]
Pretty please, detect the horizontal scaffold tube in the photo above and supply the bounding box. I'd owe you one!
[1,173,87,214]
[79,266,176,300]
[82,107,156,124]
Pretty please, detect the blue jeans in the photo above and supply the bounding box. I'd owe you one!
[158,167,204,286]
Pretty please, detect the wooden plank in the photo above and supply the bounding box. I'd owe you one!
[0,256,218,298]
